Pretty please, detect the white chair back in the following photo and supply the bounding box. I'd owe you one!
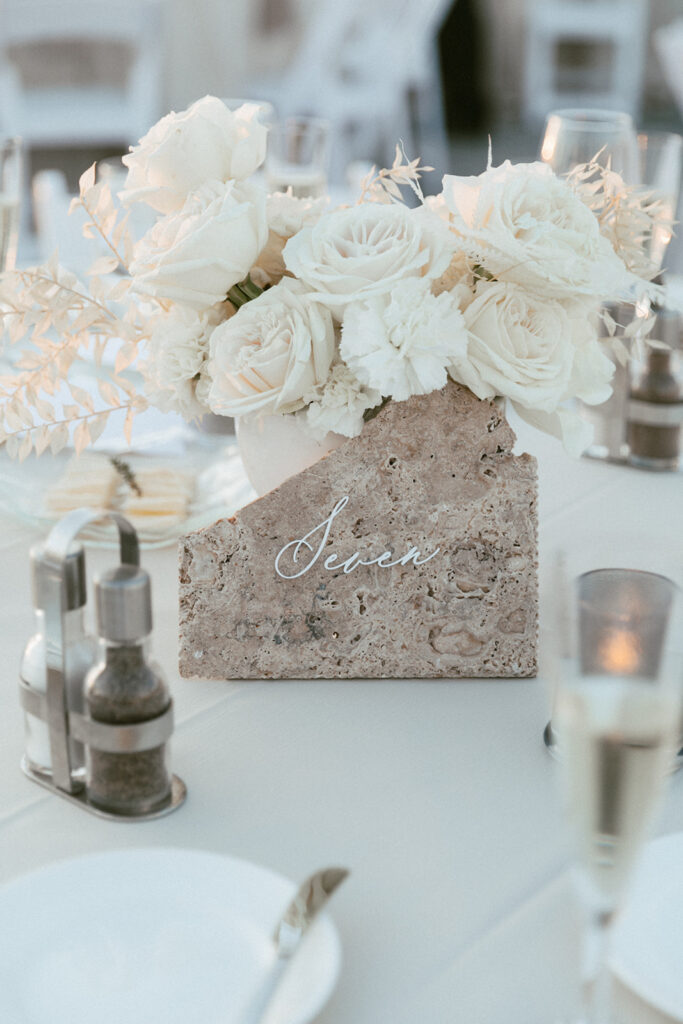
[0,0,164,146]
[258,0,450,167]
[522,0,649,124]
[654,18,683,119]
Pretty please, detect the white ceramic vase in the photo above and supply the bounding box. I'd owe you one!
[235,413,345,496]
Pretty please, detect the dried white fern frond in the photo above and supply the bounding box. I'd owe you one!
[0,167,148,460]
[69,163,136,274]
[566,156,675,281]
[358,144,433,206]
[598,297,659,366]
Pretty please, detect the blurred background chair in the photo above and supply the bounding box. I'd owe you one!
[0,0,679,273]
[0,0,165,238]
[523,0,649,124]
[654,17,683,121]
[249,0,451,174]
[0,0,164,149]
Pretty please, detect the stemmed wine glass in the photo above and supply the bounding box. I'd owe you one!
[540,108,638,179]
[539,112,683,463]
[631,130,683,278]
[549,559,683,1024]
[539,110,640,462]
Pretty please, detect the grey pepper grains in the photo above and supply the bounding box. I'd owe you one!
[85,644,171,814]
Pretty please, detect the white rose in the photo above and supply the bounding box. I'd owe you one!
[252,191,328,288]
[266,191,329,237]
[441,161,633,302]
[304,362,381,439]
[208,279,335,417]
[341,278,468,402]
[129,180,267,311]
[282,202,454,314]
[121,96,267,214]
[451,280,614,453]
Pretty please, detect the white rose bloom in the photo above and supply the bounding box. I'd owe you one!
[341,278,468,402]
[129,180,267,312]
[121,96,267,214]
[511,405,595,458]
[451,280,614,453]
[304,363,381,440]
[142,304,231,420]
[266,191,329,237]
[283,202,454,314]
[431,252,475,298]
[441,161,633,302]
[252,192,328,287]
[208,279,335,417]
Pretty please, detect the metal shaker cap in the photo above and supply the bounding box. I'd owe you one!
[30,542,86,611]
[94,564,153,643]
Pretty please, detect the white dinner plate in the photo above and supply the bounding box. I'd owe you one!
[611,832,683,1020]
[0,847,342,1024]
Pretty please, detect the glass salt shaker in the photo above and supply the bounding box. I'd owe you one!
[84,564,172,815]
[21,543,97,784]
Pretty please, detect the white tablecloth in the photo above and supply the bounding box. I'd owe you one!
[0,414,681,1024]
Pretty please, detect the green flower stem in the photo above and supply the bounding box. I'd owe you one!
[227,275,263,309]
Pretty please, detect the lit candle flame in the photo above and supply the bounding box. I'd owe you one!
[540,118,559,164]
[599,629,641,674]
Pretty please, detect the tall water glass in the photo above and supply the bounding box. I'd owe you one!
[265,117,330,198]
[0,137,22,272]
[550,563,682,1024]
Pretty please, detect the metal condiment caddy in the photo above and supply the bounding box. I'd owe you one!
[18,507,187,821]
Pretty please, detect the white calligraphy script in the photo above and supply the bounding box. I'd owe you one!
[274,496,440,580]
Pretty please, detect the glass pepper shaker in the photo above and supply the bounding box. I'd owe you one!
[84,564,172,815]
[21,543,97,784]
[626,310,683,471]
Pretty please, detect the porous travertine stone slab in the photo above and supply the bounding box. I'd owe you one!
[179,382,538,679]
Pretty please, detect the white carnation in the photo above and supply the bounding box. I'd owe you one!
[121,96,267,214]
[142,303,231,420]
[304,363,381,439]
[341,278,468,402]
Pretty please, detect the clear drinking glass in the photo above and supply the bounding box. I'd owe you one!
[0,137,22,272]
[265,116,330,198]
[631,131,683,279]
[549,559,683,1024]
[540,108,638,179]
[540,111,640,463]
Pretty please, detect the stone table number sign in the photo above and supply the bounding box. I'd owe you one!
[179,382,538,679]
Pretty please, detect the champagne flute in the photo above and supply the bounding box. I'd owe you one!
[550,562,682,1024]
[0,137,22,272]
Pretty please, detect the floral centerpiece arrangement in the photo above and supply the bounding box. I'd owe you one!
[0,96,664,465]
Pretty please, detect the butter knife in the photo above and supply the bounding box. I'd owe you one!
[241,865,349,1024]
